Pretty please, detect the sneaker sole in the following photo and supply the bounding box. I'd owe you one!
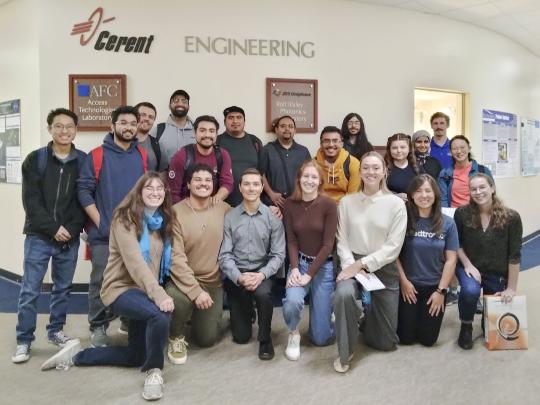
[142,391,163,401]
[167,353,187,365]
[41,339,81,371]
[11,354,30,364]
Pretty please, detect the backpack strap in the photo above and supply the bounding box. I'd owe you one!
[91,146,104,182]
[150,136,161,170]
[183,143,196,175]
[36,146,49,177]
[249,134,261,153]
[137,145,148,172]
[343,154,351,182]
[156,123,166,142]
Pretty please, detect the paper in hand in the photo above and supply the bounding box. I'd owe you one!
[355,272,385,291]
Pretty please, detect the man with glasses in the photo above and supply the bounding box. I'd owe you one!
[12,108,86,364]
[315,126,360,202]
[77,105,147,347]
[150,89,195,170]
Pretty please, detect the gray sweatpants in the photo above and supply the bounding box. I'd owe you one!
[334,260,399,364]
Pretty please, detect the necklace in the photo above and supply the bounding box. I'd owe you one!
[300,196,318,211]
[186,200,211,231]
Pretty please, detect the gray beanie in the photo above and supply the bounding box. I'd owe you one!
[412,129,431,144]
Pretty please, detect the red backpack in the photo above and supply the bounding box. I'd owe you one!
[90,144,148,181]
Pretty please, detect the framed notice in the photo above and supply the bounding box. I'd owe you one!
[0,99,22,184]
[266,78,317,133]
[69,74,127,131]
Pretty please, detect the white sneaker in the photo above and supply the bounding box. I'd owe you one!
[167,336,188,365]
[12,344,30,364]
[41,339,81,371]
[333,354,353,373]
[142,368,163,401]
[285,333,301,361]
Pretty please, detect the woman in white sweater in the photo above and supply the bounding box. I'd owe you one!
[333,152,407,373]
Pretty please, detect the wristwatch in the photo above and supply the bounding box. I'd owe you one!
[436,287,448,295]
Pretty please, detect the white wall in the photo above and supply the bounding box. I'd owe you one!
[1,0,539,280]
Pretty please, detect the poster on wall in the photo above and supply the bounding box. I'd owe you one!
[266,78,318,133]
[520,118,540,177]
[0,99,22,184]
[69,74,126,131]
[482,109,519,178]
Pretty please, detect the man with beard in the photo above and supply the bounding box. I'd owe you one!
[429,111,452,169]
[150,89,195,170]
[261,115,310,208]
[135,102,161,171]
[315,126,360,202]
[216,106,263,207]
[167,115,233,204]
[165,164,231,365]
[77,105,147,347]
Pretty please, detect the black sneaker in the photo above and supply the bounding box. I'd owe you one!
[258,339,274,360]
[458,323,473,350]
[446,287,459,306]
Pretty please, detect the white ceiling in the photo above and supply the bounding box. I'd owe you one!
[355,0,540,57]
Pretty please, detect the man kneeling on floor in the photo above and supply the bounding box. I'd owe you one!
[165,164,231,364]
[218,168,286,360]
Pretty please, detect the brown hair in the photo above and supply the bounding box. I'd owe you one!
[430,111,450,126]
[384,133,418,173]
[406,174,443,236]
[239,168,263,184]
[359,151,391,194]
[113,172,175,240]
[291,159,324,201]
[466,173,510,230]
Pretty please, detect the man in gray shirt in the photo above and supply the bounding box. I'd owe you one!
[135,102,161,171]
[219,168,285,360]
[150,89,195,170]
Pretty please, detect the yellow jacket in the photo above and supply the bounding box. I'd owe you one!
[315,148,360,202]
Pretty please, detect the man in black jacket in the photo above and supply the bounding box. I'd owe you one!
[12,108,86,364]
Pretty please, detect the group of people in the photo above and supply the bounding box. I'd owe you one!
[12,93,522,401]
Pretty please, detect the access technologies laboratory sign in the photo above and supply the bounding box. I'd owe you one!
[69,74,126,131]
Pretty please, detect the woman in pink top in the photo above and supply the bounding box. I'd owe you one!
[438,135,492,208]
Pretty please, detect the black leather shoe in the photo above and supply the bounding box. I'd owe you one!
[458,323,473,350]
[258,339,274,360]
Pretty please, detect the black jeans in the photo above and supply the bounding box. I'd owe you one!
[224,277,273,343]
[397,284,444,347]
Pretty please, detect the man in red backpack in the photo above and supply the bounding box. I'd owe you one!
[77,105,148,347]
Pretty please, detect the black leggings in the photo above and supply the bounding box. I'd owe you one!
[397,284,444,347]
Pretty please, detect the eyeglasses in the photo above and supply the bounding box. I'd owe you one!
[321,138,342,145]
[347,120,361,126]
[52,124,76,131]
[115,121,138,128]
[143,185,165,193]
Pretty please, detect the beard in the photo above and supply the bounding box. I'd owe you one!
[197,138,214,150]
[115,129,135,143]
[171,107,189,118]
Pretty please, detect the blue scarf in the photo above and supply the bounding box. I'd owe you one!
[139,211,172,285]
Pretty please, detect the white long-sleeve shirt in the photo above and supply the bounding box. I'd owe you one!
[337,190,407,272]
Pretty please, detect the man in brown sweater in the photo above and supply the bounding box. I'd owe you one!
[165,163,231,365]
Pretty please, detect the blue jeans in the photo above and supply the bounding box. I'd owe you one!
[282,257,335,346]
[456,265,507,323]
[74,289,170,371]
[16,235,80,344]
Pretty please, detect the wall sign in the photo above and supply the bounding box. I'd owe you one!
[266,78,318,133]
[69,74,126,131]
[71,7,154,54]
[0,99,22,184]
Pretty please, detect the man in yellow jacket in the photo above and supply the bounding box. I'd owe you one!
[315,126,360,202]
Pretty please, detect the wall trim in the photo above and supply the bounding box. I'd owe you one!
[0,268,89,292]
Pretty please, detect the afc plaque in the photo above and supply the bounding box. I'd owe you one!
[69,74,126,131]
[266,78,317,133]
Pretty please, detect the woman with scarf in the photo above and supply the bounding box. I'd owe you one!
[412,130,442,180]
[41,171,175,402]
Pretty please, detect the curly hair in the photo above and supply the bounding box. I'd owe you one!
[465,173,510,230]
[113,171,175,240]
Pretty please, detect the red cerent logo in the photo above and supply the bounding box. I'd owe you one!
[70,7,115,46]
[70,7,154,54]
